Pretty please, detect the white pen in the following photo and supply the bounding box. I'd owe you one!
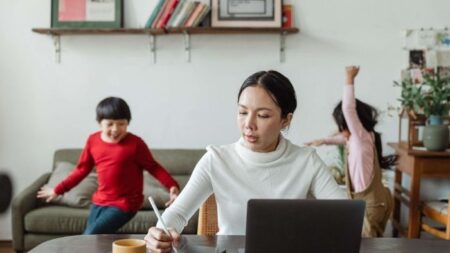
[148,196,178,253]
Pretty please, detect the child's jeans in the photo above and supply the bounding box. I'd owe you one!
[83,204,136,234]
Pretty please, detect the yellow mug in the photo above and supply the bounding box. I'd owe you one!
[112,239,146,253]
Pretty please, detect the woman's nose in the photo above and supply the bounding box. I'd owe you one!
[245,115,256,130]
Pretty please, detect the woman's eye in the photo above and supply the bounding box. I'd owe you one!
[239,111,247,115]
[258,114,270,118]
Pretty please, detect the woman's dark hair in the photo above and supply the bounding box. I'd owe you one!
[332,99,397,169]
[96,97,131,123]
[237,70,297,118]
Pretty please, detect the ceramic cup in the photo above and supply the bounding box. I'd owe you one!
[112,239,146,253]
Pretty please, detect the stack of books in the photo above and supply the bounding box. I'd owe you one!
[145,0,210,28]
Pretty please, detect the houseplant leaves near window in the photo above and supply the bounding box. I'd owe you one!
[421,71,450,151]
[395,69,450,151]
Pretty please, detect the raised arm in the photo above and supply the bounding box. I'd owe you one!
[342,66,366,139]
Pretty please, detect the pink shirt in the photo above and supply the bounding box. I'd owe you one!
[323,85,374,192]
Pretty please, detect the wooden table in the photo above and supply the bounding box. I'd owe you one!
[28,234,450,253]
[389,143,450,238]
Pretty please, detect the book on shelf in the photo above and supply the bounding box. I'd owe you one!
[166,0,186,27]
[282,4,293,28]
[191,4,210,27]
[170,1,197,27]
[155,0,180,28]
[144,0,210,28]
[144,0,166,28]
[150,0,170,28]
[183,3,205,27]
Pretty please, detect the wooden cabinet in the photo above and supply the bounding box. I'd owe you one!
[389,142,450,238]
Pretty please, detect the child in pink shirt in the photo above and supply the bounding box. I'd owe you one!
[306,66,396,237]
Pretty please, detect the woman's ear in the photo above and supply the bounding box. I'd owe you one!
[282,113,293,129]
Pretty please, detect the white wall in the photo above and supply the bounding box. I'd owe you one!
[1,0,450,239]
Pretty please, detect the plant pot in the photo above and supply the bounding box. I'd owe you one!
[428,115,443,125]
[423,124,449,151]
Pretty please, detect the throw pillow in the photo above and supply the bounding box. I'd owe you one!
[45,161,98,208]
[142,173,170,209]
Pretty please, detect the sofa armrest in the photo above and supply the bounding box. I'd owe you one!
[12,173,51,251]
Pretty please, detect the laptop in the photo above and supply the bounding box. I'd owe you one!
[245,199,365,253]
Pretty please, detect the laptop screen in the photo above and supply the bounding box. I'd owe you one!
[245,199,365,253]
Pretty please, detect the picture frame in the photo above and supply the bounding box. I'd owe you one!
[211,0,282,28]
[409,50,426,69]
[51,0,123,29]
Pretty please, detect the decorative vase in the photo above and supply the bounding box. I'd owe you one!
[423,115,449,151]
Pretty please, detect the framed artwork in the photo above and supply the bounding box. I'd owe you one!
[51,0,123,28]
[211,0,282,28]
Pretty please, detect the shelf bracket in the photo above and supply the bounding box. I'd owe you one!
[52,35,61,63]
[184,31,191,62]
[280,31,287,63]
[148,34,157,63]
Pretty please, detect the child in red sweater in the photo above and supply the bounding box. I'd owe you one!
[37,97,180,234]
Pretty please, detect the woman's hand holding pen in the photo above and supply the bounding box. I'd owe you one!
[145,227,180,253]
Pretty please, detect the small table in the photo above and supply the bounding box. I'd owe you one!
[389,143,450,238]
[29,234,450,253]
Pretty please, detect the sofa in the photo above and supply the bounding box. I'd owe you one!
[12,148,206,252]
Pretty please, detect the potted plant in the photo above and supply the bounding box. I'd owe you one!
[395,69,450,151]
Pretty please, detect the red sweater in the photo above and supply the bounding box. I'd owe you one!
[54,132,179,212]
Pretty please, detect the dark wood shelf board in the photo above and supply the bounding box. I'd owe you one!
[32,28,165,35]
[32,27,299,35]
[166,27,299,34]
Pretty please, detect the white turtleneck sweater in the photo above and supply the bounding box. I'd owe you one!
[159,136,347,235]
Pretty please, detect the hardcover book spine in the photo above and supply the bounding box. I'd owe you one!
[191,4,210,27]
[151,0,170,28]
[166,0,186,27]
[156,0,180,28]
[184,3,204,27]
[144,0,166,28]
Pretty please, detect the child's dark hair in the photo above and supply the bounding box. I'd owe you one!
[333,99,397,169]
[96,97,131,123]
[238,70,297,118]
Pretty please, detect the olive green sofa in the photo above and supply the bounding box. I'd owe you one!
[12,148,206,252]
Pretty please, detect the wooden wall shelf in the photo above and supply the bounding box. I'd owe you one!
[32,27,299,35]
[31,27,299,63]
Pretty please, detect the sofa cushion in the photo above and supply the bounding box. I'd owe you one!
[142,173,170,209]
[151,149,205,175]
[25,206,198,234]
[25,206,89,233]
[46,162,97,208]
[141,174,194,210]
[141,149,205,209]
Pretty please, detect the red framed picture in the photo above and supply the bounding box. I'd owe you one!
[51,0,123,28]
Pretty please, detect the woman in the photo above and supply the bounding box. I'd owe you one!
[145,70,346,252]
